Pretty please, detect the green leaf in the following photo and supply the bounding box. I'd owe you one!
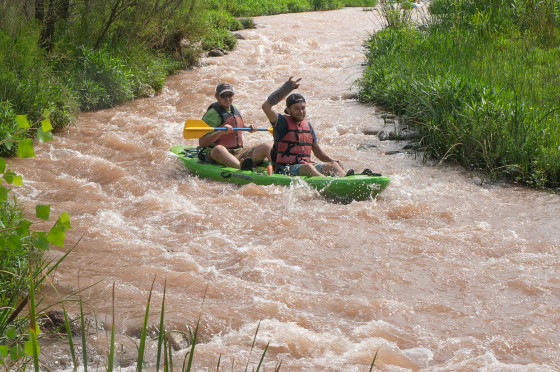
[6,328,17,339]
[34,234,50,250]
[0,345,8,358]
[47,226,66,247]
[0,187,8,202]
[3,170,16,184]
[9,345,24,361]
[3,171,23,186]
[16,219,32,235]
[42,109,50,118]
[16,138,35,158]
[37,128,54,143]
[24,340,36,356]
[55,212,71,230]
[0,158,5,173]
[15,114,29,129]
[3,133,15,151]
[36,205,51,220]
[24,333,40,357]
[41,118,53,132]
[12,175,22,186]
[7,234,21,250]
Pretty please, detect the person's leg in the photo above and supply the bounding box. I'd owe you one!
[209,145,241,168]
[320,161,345,176]
[296,163,322,177]
[250,142,273,163]
[234,143,272,165]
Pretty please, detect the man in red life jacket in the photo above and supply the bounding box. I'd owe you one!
[200,82,272,170]
[261,77,346,177]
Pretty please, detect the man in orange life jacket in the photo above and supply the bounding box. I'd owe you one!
[261,77,346,177]
[200,82,272,170]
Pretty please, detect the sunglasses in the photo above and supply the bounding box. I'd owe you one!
[220,93,234,98]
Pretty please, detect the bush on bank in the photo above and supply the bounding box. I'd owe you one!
[0,0,378,138]
[357,0,560,189]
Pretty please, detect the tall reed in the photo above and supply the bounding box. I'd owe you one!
[357,6,560,188]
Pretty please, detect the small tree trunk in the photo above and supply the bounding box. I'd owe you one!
[39,0,56,51]
[58,0,70,21]
[35,0,44,22]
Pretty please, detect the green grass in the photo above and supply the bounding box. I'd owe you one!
[0,197,37,339]
[357,2,560,189]
[344,0,378,6]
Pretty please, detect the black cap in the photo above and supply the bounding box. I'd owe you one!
[216,82,234,95]
[286,93,305,108]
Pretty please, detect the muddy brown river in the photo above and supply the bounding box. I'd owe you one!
[11,7,560,371]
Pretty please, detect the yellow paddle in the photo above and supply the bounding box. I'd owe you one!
[183,119,273,139]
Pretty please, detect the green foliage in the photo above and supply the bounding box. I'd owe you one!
[344,0,378,6]
[64,47,134,111]
[357,22,560,189]
[0,102,22,157]
[0,201,72,369]
[0,109,72,370]
[205,8,244,31]
[201,28,239,51]
[1,0,203,126]
[239,17,256,29]
[1,0,359,131]
[310,0,344,11]
[226,0,311,16]
[377,0,413,29]
[128,48,185,93]
[429,0,560,45]
[0,27,76,132]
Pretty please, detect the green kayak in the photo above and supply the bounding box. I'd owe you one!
[170,145,390,202]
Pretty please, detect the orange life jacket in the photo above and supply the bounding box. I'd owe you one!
[207,102,244,149]
[275,115,313,165]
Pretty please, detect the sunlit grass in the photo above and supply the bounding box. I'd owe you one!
[357,7,560,189]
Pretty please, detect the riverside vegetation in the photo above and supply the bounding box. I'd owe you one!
[0,0,379,370]
[357,0,560,189]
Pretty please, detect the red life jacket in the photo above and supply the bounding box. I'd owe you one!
[275,115,313,165]
[207,102,244,149]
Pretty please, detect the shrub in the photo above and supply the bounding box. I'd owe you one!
[239,17,255,29]
[0,27,76,130]
[205,9,244,31]
[0,102,22,157]
[311,0,344,11]
[64,47,134,111]
[228,0,311,16]
[123,46,184,93]
[344,0,378,6]
[287,0,313,13]
[201,28,238,51]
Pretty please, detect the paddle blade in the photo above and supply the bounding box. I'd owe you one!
[183,119,213,139]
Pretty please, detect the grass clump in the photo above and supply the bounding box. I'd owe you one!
[357,0,560,189]
[345,0,378,6]
[201,27,239,52]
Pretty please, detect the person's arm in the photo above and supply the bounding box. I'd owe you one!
[311,142,333,162]
[198,125,232,147]
[311,142,343,167]
[262,77,301,124]
[198,109,232,147]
